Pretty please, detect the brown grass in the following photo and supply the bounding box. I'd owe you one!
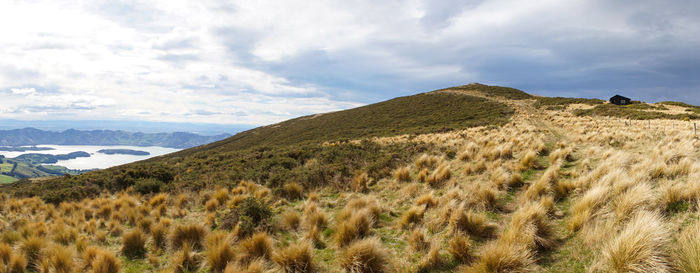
[207,241,235,273]
[353,172,370,193]
[283,182,304,200]
[393,166,411,182]
[273,241,317,273]
[466,242,533,273]
[49,245,74,273]
[92,250,120,273]
[282,209,301,231]
[205,199,220,212]
[408,229,429,252]
[399,206,425,229]
[675,222,700,273]
[121,229,146,258]
[237,232,274,265]
[340,238,390,273]
[336,211,373,247]
[449,232,473,264]
[417,241,442,272]
[596,210,672,273]
[170,223,207,251]
[20,236,45,271]
[8,253,28,273]
[173,243,201,273]
[449,208,496,238]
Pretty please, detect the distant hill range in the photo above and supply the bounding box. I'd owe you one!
[0,128,231,148]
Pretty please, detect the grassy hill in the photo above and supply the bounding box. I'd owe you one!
[2,87,515,203]
[5,84,700,273]
[176,91,513,156]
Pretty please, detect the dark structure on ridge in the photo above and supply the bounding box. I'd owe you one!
[610,95,631,105]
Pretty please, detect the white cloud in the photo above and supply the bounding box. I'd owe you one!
[1,0,699,127]
[10,88,36,95]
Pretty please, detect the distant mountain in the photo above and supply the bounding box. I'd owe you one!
[0,128,231,148]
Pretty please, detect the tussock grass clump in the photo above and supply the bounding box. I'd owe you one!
[49,245,74,273]
[426,164,451,187]
[519,150,539,170]
[93,250,120,273]
[449,208,496,238]
[458,142,479,161]
[596,210,672,273]
[282,182,304,200]
[399,206,425,229]
[273,242,317,273]
[417,242,442,272]
[336,211,373,247]
[465,242,533,273]
[150,223,167,251]
[282,209,301,231]
[302,203,328,230]
[20,236,45,271]
[214,188,229,204]
[121,229,146,259]
[675,223,700,273]
[466,160,487,175]
[173,244,201,273]
[504,202,556,251]
[417,168,429,182]
[613,183,654,222]
[408,229,429,252]
[237,232,274,265]
[569,184,610,231]
[148,193,168,208]
[170,223,207,251]
[449,232,473,264]
[415,154,439,169]
[415,193,438,208]
[207,242,235,273]
[340,238,390,273]
[353,172,370,193]
[8,254,28,273]
[0,242,11,265]
[393,166,411,182]
[205,199,219,212]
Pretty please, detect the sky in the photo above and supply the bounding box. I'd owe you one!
[1,0,699,130]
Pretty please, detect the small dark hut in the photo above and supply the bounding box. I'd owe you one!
[610,95,631,105]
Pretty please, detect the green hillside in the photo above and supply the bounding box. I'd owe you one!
[0,174,17,184]
[178,91,513,156]
[2,87,517,203]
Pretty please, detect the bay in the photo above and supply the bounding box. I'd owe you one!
[0,145,180,169]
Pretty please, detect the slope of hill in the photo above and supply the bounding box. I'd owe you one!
[4,84,700,273]
[3,86,516,202]
[0,128,231,148]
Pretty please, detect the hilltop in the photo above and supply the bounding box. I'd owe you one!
[2,83,700,273]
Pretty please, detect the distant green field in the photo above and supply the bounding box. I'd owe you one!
[0,174,18,184]
[0,162,13,172]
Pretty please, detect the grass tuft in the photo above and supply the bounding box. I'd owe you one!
[340,238,390,273]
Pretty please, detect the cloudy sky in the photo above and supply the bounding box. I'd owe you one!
[1,0,699,129]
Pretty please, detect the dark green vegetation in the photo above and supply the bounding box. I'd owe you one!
[2,89,514,203]
[443,83,534,100]
[0,128,230,148]
[98,149,150,155]
[533,97,605,109]
[13,151,90,165]
[574,104,699,120]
